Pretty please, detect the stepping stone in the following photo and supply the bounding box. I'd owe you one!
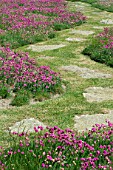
[61,65,112,79]
[8,118,46,133]
[70,30,94,35]
[0,98,13,109]
[92,12,104,15]
[93,26,104,29]
[92,12,100,14]
[66,37,86,42]
[27,44,66,52]
[74,110,113,132]
[100,19,113,25]
[75,6,85,10]
[83,87,113,102]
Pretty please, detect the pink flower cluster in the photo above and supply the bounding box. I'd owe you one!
[0,47,61,92]
[97,27,113,49]
[0,120,113,169]
[0,0,86,47]
[0,0,86,30]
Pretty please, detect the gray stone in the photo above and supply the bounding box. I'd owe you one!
[100,19,113,24]
[74,110,113,132]
[68,2,89,8]
[92,12,100,15]
[61,65,112,79]
[70,30,94,35]
[75,2,91,7]
[69,3,85,8]
[92,12,104,15]
[0,98,13,109]
[8,118,46,133]
[93,26,104,29]
[27,44,66,52]
[66,37,86,42]
[83,87,113,102]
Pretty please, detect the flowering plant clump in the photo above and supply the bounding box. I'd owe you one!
[98,27,113,49]
[0,47,62,105]
[82,27,113,67]
[0,0,86,48]
[0,120,113,169]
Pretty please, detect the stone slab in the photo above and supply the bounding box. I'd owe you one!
[66,37,86,42]
[92,12,101,15]
[61,65,112,79]
[74,110,113,132]
[70,30,94,35]
[75,2,91,7]
[93,26,104,29]
[38,55,55,60]
[100,19,113,25]
[83,87,113,102]
[8,118,46,133]
[27,44,66,52]
[0,98,13,109]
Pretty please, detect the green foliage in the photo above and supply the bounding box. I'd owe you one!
[82,45,113,67]
[67,0,97,3]
[0,86,10,99]
[33,90,51,102]
[0,31,46,49]
[54,23,71,31]
[0,122,113,169]
[91,48,113,67]
[11,89,31,106]
[52,85,64,94]
[48,32,56,39]
[82,28,113,67]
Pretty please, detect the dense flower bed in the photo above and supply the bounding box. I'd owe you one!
[82,27,113,67]
[0,47,62,105]
[0,0,86,48]
[0,121,113,169]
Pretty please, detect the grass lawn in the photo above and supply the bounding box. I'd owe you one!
[67,0,113,12]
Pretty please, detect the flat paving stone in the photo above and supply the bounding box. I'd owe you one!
[0,98,13,109]
[83,87,113,102]
[92,12,101,14]
[75,2,91,6]
[27,44,66,52]
[93,26,104,29]
[74,110,113,132]
[68,1,90,7]
[100,19,113,24]
[8,118,46,133]
[66,37,86,42]
[70,30,94,35]
[61,65,112,79]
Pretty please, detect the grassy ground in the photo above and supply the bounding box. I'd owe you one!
[67,0,113,12]
[1,1,113,148]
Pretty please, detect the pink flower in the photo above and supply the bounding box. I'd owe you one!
[42,163,45,167]
[21,152,24,155]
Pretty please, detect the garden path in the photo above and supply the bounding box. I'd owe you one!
[67,1,113,131]
[1,1,113,141]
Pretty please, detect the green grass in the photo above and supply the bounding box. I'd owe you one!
[67,0,113,12]
[1,1,113,149]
